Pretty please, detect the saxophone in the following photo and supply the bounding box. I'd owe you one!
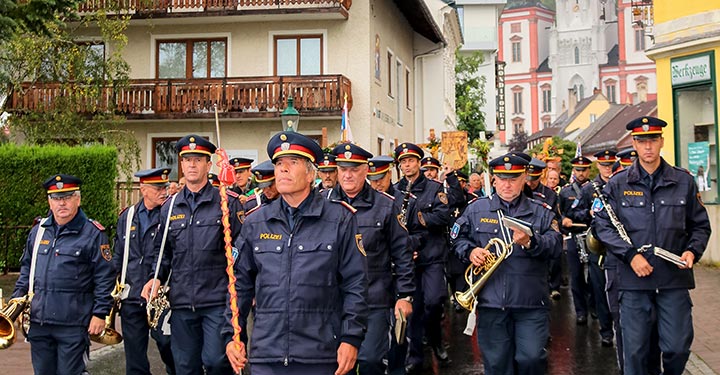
[397,179,413,229]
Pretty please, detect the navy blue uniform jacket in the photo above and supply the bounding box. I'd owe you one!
[228,191,368,365]
[452,196,561,309]
[14,209,115,326]
[594,159,711,290]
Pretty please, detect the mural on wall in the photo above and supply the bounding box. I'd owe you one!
[375,34,381,81]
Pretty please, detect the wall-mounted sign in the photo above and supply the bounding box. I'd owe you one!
[496,60,506,131]
[671,54,712,86]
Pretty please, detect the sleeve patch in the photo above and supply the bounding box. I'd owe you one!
[236,210,246,224]
[437,192,448,205]
[100,244,112,261]
[450,222,461,239]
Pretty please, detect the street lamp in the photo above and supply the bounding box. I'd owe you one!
[281,96,300,132]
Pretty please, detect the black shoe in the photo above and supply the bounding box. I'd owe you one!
[576,315,588,325]
[601,337,613,347]
[432,345,452,366]
[405,363,421,374]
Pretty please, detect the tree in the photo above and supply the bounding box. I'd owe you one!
[455,50,487,142]
[507,129,529,152]
[0,7,140,198]
[0,0,82,43]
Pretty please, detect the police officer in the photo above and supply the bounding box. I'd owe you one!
[228,157,253,194]
[243,160,278,212]
[113,168,175,375]
[421,156,441,181]
[394,143,451,373]
[317,153,339,191]
[208,172,221,188]
[141,135,244,375]
[558,156,593,324]
[569,150,617,347]
[451,154,561,375]
[616,148,638,168]
[224,131,368,375]
[13,174,115,374]
[327,143,414,375]
[595,117,711,375]
[367,155,396,196]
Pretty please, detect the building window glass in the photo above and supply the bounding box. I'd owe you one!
[675,83,717,203]
[513,121,523,134]
[405,68,411,109]
[387,51,394,98]
[634,29,646,51]
[512,41,521,62]
[606,84,617,103]
[513,91,523,114]
[158,39,226,79]
[542,88,552,112]
[574,46,580,64]
[275,35,322,76]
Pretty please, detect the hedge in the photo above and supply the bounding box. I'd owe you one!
[0,144,118,272]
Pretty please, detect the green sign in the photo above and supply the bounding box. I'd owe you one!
[672,54,712,86]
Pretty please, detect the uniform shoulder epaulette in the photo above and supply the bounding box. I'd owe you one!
[226,189,239,198]
[245,204,262,217]
[119,206,129,216]
[331,199,357,214]
[378,190,396,201]
[529,198,553,211]
[427,179,443,188]
[467,197,479,205]
[162,195,175,206]
[89,219,106,231]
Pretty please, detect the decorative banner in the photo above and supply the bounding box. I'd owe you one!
[441,131,468,170]
[688,141,711,191]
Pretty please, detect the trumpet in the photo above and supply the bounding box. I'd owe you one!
[0,295,30,350]
[455,238,511,311]
[90,281,123,345]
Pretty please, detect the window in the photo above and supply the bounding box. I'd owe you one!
[387,51,394,98]
[405,68,411,109]
[513,120,524,134]
[396,60,403,125]
[513,91,523,114]
[377,137,383,155]
[510,22,521,33]
[512,41,521,62]
[634,29,646,51]
[606,84,617,103]
[158,39,226,79]
[574,46,580,64]
[542,88,552,113]
[275,35,322,76]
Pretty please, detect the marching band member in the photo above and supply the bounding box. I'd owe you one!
[13,174,115,374]
[113,168,175,375]
[243,160,278,212]
[451,153,561,375]
[594,117,711,375]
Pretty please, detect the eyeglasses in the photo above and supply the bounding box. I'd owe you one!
[49,193,78,202]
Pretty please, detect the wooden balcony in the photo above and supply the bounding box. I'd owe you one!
[8,75,352,120]
[78,0,352,19]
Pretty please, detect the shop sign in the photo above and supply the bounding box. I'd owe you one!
[672,55,712,86]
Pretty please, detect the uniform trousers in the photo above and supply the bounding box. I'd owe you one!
[407,262,447,367]
[170,306,233,375]
[475,307,549,375]
[587,253,613,340]
[619,289,693,375]
[28,324,88,375]
[120,303,175,375]
[251,363,338,374]
[357,308,392,375]
[566,236,590,318]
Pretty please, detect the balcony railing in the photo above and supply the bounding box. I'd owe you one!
[78,0,352,14]
[8,74,352,120]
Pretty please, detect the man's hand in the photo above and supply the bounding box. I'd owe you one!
[630,254,654,277]
[679,250,695,269]
[512,230,531,249]
[88,316,105,336]
[469,246,491,267]
[238,195,248,205]
[395,299,413,321]
[562,217,573,228]
[335,342,358,375]
[226,341,248,374]
[141,279,161,302]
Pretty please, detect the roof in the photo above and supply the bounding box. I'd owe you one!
[537,57,551,72]
[557,93,604,136]
[393,0,446,44]
[601,44,619,67]
[580,100,658,154]
[527,124,561,142]
[504,0,552,11]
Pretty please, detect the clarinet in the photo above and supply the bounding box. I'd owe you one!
[397,179,413,228]
[591,181,633,246]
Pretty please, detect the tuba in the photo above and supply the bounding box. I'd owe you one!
[455,238,511,311]
[90,280,123,345]
[0,295,30,350]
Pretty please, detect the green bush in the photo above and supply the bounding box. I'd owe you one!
[0,144,118,272]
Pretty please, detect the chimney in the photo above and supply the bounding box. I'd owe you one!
[568,88,577,116]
